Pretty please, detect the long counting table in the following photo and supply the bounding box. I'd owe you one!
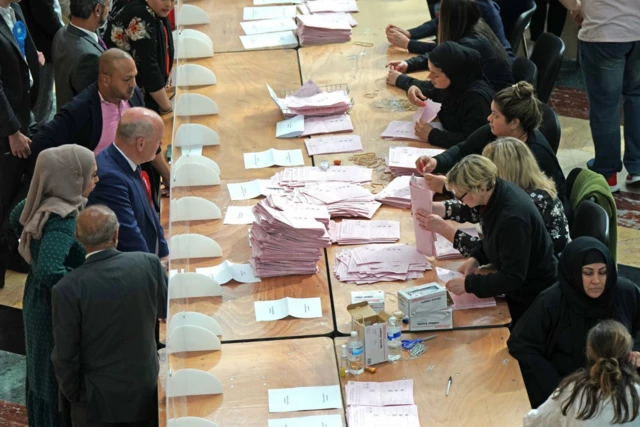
[159,0,531,423]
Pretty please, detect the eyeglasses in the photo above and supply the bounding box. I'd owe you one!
[454,192,468,202]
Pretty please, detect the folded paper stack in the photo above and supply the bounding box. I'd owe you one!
[283,85,351,116]
[386,146,445,177]
[249,202,331,277]
[269,165,373,189]
[296,14,352,45]
[374,175,411,209]
[329,220,400,245]
[334,244,432,284]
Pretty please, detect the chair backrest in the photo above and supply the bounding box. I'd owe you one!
[530,32,566,103]
[512,56,538,86]
[539,103,561,154]
[507,1,536,54]
[571,200,610,246]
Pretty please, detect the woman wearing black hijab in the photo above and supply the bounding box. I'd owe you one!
[507,237,640,408]
[405,41,495,148]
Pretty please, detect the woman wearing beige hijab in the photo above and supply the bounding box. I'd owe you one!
[9,145,98,427]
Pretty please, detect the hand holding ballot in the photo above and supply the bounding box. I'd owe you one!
[415,156,437,174]
[415,210,454,239]
[445,277,467,295]
[458,257,480,276]
[407,85,427,107]
[414,119,433,141]
[422,173,446,193]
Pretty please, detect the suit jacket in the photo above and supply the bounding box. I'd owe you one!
[30,82,144,158]
[18,0,63,62]
[52,24,104,111]
[0,3,40,138]
[51,248,168,423]
[88,144,169,257]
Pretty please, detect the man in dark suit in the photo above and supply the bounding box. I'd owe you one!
[19,0,62,125]
[88,107,169,260]
[0,0,41,286]
[52,0,109,111]
[51,205,167,427]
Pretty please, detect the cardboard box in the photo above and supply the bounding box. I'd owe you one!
[410,306,453,331]
[397,282,448,317]
[350,290,385,313]
[347,302,391,366]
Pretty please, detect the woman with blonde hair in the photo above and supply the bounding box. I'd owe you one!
[417,154,557,325]
[421,137,570,259]
[524,319,640,425]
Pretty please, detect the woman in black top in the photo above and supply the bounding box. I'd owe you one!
[105,0,174,114]
[507,237,640,408]
[416,82,567,200]
[437,155,558,326]
[400,41,494,148]
[386,0,513,92]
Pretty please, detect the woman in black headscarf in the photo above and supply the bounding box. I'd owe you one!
[507,237,640,409]
[404,41,495,148]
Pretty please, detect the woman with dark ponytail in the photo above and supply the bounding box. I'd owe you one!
[508,237,640,409]
[524,320,640,425]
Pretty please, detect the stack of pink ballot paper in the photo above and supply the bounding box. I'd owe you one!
[410,175,436,257]
[269,165,372,189]
[374,175,411,208]
[296,14,352,45]
[434,228,479,260]
[329,220,400,244]
[264,194,331,227]
[334,244,432,284]
[387,146,445,176]
[435,267,496,310]
[265,182,382,218]
[283,81,351,116]
[249,202,331,277]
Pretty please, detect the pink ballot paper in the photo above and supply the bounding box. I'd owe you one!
[436,267,496,310]
[410,176,435,256]
[412,99,442,123]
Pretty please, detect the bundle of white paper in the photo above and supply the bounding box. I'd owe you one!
[303,114,353,136]
[412,99,442,123]
[387,146,445,176]
[223,206,256,224]
[347,405,420,427]
[410,176,435,257]
[276,114,304,138]
[306,0,359,13]
[254,296,322,321]
[268,415,343,427]
[240,17,297,35]
[244,148,304,169]
[268,385,342,413]
[196,260,261,284]
[334,244,432,284]
[329,220,400,245]
[296,14,352,45]
[243,5,297,20]
[435,267,496,310]
[249,202,331,277]
[240,30,299,50]
[270,165,372,188]
[227,179,285,201]
[434,228,479,260]
[374,175,411,209]
[265,182,381,219]
[345,380,415,407]
[305,135,362,155]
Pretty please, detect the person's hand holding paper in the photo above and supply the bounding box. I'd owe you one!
[422,173,446,193]
[458,257,480,276]
[416,156,437,174]
[414,120,433,141]
[386,60,408,73]
[407,85,427,107]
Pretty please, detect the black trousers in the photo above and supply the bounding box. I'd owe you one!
[0,138,30,263]
[531,0,567,41]
[70,403,156,427]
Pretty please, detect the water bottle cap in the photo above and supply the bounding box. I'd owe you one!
[341,344,348,356]
[350,331,357,337]
[389,316,397,325]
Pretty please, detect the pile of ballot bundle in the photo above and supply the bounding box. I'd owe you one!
[296,14,352,45]
[249,202,331,277]
[329,220,400,245]
[374,175,411,209]
[334,244,432,284]
[265,182,381,218]
[269,165,372,189]
[282,80,351,116]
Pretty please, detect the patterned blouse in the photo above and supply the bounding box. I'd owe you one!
[444,188,571,259]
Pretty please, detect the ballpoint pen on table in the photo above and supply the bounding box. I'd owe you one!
[401,335,437,350]
[446,376,452,396]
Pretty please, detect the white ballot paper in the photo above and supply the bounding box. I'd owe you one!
[255,0,302,4]
[243,5,297,20]
[240,17,297,35]
[240,31,298,50]
[180,145,203,156]
[244,148,304,169]
[255,297,322,321]
[196,260,261,284]
[276,114,305,138]
[347,405,420,427]
[228,179,284,200]
[268,385,342,413]
[268,414,343,427]
[345,380,415,407]
[223,206,256,224]
[305,135,362,155]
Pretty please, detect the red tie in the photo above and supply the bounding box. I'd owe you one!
[140,170,153,205]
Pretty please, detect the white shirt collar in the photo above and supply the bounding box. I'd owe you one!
[112,142,138,172]
[70,22,98,43]
[85,249,106,259]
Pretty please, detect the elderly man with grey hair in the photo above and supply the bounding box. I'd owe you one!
[51,204,167,427]
[52,0,111,111]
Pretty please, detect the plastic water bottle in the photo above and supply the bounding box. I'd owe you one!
[348,331,364,375]
[387,316,402,361]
